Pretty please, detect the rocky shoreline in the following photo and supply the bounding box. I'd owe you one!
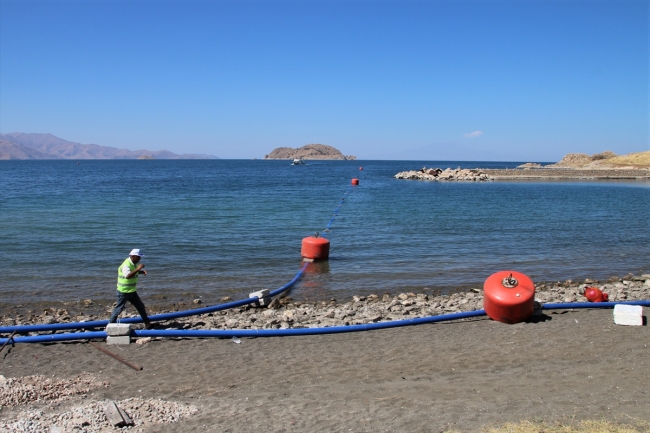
[394,166,650,181]
[2,273,648,333]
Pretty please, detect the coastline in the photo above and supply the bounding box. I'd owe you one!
[395,167,650,181]
[2,272,648,334]
[1,272,649,432]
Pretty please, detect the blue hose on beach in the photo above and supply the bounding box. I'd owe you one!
[0,310,485,343]
[2,300,649,345]
[0,262,308,334]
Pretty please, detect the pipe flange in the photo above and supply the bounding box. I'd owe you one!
[502,273,519,288]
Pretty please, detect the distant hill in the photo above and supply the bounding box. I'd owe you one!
[264,144,355,160]
[0,133,218,160]
[545,150,650,169]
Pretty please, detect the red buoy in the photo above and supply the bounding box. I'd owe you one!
[584,286,608,302]
[301,235,330,260]
[359,167,363,170]
[483,270,535,324]
[351,178,359,185]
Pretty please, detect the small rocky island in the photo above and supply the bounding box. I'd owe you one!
[265,144,356,160]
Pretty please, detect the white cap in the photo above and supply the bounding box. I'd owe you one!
[129,249,144,257]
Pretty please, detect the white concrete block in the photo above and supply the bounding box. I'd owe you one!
[249,289,271,299]
[106,335,131,345]
[106,323,131,336]
[249,290,273,307]
[613,304,644,326]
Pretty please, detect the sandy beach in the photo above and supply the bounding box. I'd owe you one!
[1,275,649,432]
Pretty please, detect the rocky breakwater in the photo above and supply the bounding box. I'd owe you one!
[394,167,492,181]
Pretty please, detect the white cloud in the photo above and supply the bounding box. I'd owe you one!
[463,131,484,138]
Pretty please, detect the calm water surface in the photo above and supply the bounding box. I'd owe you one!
[1,160,648,305]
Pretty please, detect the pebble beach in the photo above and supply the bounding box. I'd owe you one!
[1,273,649,432]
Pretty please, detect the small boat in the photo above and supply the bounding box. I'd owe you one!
[291,158,306,165]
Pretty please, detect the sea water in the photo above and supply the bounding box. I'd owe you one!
[1,160,648,305]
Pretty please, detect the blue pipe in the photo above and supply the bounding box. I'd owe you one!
[0,331,108,344]
[134,309,485,338]
[2,300,648,345]
[323,186,352,236]
[0,310,485,344]
[0,262,308,334]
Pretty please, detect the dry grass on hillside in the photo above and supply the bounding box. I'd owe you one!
[600,150,650,168]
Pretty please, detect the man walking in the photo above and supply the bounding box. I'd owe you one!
[109,249,152,329]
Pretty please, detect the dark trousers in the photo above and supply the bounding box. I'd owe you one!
[109,290,149,323]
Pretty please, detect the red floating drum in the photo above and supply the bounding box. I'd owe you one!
[351,178,359,185]
[301,236,330,261]
[483,270,535,324]
[584,286,608,302]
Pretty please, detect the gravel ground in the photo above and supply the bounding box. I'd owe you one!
[2,302,649,432]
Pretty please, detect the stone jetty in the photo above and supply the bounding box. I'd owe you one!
[395,166,650,181]
[394,167,492,181]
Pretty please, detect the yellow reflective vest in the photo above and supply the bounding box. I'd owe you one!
[116,258,138,293]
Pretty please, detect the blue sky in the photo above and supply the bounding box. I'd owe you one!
[1,1,647,161]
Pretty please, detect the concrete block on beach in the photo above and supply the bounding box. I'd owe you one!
[106,335,131,345]
[104,401,134,427]
[105,323,131,336]
[613,304,644,326]
[249,289,273,307]
[104,401,125,426]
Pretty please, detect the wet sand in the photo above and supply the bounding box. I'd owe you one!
[1,306,649,432]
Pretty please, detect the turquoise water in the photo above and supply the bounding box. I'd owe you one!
[1,160,648,305]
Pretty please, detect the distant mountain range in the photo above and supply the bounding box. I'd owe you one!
[0,133,218,160]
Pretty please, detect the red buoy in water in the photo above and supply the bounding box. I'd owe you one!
[301,234,330,261]
[483,270,535,324]
[359,167,363,170]
[351,178,359,185]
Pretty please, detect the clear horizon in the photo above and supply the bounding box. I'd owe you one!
[1,1,647,161]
